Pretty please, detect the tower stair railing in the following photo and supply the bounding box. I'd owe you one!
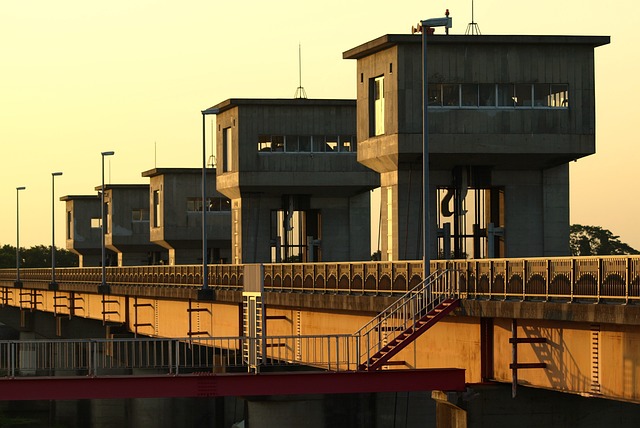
[355,269,460,371]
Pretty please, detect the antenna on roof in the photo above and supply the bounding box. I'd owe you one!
[294,43,307,99]
[465,0,481,35]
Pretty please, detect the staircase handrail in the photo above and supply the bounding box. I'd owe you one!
[354,269,459,366]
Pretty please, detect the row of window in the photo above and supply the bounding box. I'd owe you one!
[186,197,231,212]
[428,83,569,108]
[258,135,357,153]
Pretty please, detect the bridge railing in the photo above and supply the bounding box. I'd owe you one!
[436,255,640,304]
[1,256,639,302]
[0,335,359,378]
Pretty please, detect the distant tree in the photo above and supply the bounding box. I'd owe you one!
[0,245,15,268]
[569,225,639,256]
[0,245,78,268]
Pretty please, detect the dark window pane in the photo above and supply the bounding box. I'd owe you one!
[533,84,550,107]
[461,84,478,106]
[497,84,514,107]
[479,84,495,106]
[442,84,459,107]
[514,84,532,107]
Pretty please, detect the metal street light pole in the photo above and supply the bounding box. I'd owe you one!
[50,172,63,289]
[420,14,452,278]
[15,186,26,288]
[200,107,219,300]
[100,151,114,293]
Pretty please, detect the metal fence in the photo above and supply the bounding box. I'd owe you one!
[0,335,359,378]
[1,256,639,302]
[436,256,640,303]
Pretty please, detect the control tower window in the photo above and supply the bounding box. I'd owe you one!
[370,76,385,136]
[222,127,233,172]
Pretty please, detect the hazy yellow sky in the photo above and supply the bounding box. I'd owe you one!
[1,1,639,251]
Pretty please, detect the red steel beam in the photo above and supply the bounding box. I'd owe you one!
[0,368,465,401]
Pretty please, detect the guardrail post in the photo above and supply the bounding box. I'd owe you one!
[597,258,602,303]
[625,257,630,305]
[168,339,174,375]
[9,342,15,378]
[175,340,181,375]
[488,260,494,301]
[545,259,550,302]
[570,259,575,303]
[522,259,527,302]
[89,340,96,377]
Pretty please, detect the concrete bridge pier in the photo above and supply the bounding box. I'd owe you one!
[432,390,467,428]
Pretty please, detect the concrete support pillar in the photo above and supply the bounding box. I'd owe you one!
[432,391,467,428]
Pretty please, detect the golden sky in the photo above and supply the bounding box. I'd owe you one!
[1,1,638,251]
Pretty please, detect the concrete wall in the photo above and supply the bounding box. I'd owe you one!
[61,196,105,267]
[350,36,601,169]
[143,168,231,265]
[103,185,163,266]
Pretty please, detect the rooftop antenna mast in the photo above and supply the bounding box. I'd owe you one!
[294,43,307,99]
[465,0,481,35]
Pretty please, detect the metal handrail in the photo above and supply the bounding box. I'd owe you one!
[0,335,359,378]
[354,269,459,368]
[0,256,639,302]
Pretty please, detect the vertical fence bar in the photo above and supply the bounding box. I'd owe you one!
[597,258,602,302]
[626,257,631,305]
[10,342,15,378]
[570,259,575,303]
[168,339,174,375]
[522,259,527,301]
[545,259,550,302]
[90,340,96,377]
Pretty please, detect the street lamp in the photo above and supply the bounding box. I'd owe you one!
[50,172,63,290]
[15,186,26,288]
[199,107,219,300]
[100,151,114,293]
[420,14,452,277]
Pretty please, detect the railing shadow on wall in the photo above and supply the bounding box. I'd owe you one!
[518,325,617,399]
[0,256,639,303]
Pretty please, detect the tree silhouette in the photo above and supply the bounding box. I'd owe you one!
[0,244,78,268]
[569,225,639,256]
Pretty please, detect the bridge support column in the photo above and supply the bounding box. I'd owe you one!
[432,391,467,428]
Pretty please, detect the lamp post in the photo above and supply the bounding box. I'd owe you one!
[420,15,452,278]
[50,172,63,290]
[15,186,26,288]
[199,107,219,300]
[100,151,114,293]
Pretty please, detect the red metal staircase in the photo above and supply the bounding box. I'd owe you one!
[355,270,460,371]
